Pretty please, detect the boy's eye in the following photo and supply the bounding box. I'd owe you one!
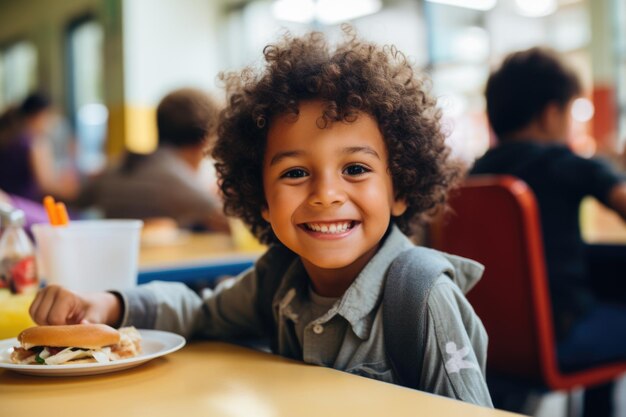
[281,168,308,179]
[343,164,370,176]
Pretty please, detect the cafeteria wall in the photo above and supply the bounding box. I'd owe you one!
[0,0,223,157]
[0,0,120,155]
[0,0,624,161]
[120,0,221,154]
[0,0,107,113]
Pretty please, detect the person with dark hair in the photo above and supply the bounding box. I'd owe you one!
[471,47,626,416]
[0,92,79,201]
[27,28,493,406]
[77,88,229,232]
[20,93,51,117]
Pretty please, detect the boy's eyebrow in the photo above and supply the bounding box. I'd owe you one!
[269,150,305,166]
[269,146,381,166]
[343,146,381,159]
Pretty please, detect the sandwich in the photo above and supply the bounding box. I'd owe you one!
[10,324,142,365]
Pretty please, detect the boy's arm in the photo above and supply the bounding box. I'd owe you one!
[419,278,493,407]
[116,266,266,340]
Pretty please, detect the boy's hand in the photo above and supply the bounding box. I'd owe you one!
[29,285,122,327]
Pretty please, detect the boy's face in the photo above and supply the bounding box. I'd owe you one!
[262,100,407,280]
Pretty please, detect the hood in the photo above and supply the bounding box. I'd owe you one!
[439,252,485,294]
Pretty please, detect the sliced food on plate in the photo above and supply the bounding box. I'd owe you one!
[10,324,141,365]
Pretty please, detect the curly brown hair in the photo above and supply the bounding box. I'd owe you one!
[213,26,462,244]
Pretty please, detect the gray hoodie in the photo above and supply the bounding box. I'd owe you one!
[118,225,492,407]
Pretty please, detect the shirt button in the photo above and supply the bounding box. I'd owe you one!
[312,324,324,334]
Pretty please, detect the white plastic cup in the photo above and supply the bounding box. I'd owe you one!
[32,220,143,292]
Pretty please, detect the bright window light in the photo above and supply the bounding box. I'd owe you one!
[452,26,489,63]
[438,93,468,118]
[272,0,315,23]
[571,97,594,122]
[425,0,497,11]
[316,0,382,25]
[272,0,382,24]
[78,103,108,125]
[515,0,557,17]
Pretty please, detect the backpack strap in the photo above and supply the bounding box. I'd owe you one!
[383,246,453,390]
[256,244,298,352]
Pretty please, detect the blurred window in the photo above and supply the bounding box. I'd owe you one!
[66,17,107,175]
[0,41,37,111]
[425,1,492,163]
[221,0,425,70]
[425,0,593,162]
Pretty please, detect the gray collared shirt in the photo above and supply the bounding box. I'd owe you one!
[292,287,342,361]
[119,225,492,407]
[269,225,414,373]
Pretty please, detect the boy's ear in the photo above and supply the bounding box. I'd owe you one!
[261,206,270,222]
[391,198,407,217]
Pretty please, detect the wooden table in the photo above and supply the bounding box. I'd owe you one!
[0,341,522,417]
[138,233,263,284]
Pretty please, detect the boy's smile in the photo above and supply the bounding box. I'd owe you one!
[262,100,406,296]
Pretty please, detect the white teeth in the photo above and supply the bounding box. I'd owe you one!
[305,222,352,234]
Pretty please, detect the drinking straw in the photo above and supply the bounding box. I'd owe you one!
[43,195,60,226]
[55,202,70,226]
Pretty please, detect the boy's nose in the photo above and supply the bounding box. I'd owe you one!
[308,176,347,207]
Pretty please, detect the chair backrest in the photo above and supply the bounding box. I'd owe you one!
[430,175,559,383]
[432,174,626,390]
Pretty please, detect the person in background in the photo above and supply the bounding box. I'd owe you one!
[0,93,79,202]
[27,28,493,406]
[471,47,626,417]
[76,88,230,233]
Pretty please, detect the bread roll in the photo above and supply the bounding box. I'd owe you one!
[18,324,120,350]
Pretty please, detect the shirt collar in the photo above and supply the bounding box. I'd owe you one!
[335,224,413,338]
[275,224,413,339]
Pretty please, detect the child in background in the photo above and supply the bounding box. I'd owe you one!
[472,47,626,416]
[75,88,230,233]
[28,28,492,406]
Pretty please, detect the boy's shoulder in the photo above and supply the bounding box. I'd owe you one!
[389,246,484,295]
[254,243,299,295]
[384,246,488,394]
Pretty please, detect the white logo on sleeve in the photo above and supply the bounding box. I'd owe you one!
[444,342,479,374]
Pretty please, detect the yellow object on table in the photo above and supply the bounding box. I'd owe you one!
[229,218,266,252]
[0,289,35,340]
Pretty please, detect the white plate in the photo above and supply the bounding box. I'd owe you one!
[0,329,185,377]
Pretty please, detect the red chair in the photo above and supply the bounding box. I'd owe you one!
[430,175,626,412]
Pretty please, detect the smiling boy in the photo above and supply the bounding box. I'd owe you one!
[29,28,492,406]
[262,101,407,297]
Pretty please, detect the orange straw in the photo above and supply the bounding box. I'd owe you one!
[43,195,60,226]
[55,202,70,226]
